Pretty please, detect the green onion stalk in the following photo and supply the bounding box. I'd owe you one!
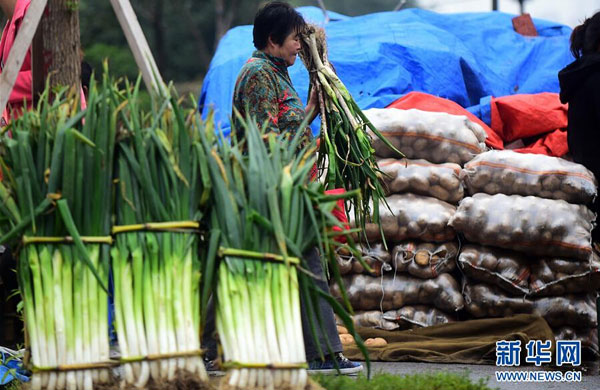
[299,24,403,242]
[0,72,118,390]
[197,115,371,390]
[112,80,209,387]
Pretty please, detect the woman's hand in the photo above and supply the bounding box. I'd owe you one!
[305,87,319,122]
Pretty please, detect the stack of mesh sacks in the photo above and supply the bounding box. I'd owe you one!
[450,150,600,357]
[329,108,488,332]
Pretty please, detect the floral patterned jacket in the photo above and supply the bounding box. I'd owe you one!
[232,50,311,141]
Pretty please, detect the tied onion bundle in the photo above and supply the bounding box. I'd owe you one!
[299,25,402,238]
[199,115,370,390]
[111,79,210,388]
[0,73,118,390]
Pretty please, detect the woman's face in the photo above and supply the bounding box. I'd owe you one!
[270,30,301,67]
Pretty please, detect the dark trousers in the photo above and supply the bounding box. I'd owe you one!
[301,246,343,361]
[201,247,342,362]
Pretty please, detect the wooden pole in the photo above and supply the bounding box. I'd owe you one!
[393,0,408,11]
[0,0,47,119]
[109,0,167,97]
[316,0,329,23]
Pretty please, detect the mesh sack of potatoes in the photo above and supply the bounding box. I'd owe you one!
[385,305,456,328]
[529,254,600,296]
[378,158,464,203]
[463,282,534,319]
[462,150,597,204]
[449,193,595,260]
[364,108,487,165]
[363,194,456,243]
[457,245,531,295]
[533,294,598,329]
[351,311,400,331]
[553,326,599,357]
[336,243,392,276]
[391,241,458,279]
[331,273,464,312]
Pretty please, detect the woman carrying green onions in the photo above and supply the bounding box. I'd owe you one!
[202,1,362,376]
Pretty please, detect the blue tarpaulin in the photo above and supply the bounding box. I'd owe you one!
[1,349,29,385]
[198,6,573,136]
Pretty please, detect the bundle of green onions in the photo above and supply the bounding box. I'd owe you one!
[197,115,369,390]
[111,80,209,387]
[0,73,118,390]
[299,25,402,238]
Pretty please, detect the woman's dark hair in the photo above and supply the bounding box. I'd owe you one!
[253,1,305,50]
[570,11,600,59]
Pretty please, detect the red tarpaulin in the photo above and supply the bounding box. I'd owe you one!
[386,91,569,157]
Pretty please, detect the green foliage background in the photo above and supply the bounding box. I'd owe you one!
[79,0,418,84]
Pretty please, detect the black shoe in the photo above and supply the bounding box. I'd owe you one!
[307,352,363,375]
[203,357,225,377]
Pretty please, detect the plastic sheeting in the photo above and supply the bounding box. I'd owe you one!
[198,6,573,137]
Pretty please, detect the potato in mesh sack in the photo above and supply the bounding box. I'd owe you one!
[391,241,458,279]
[385,305,456,328]
[363,194,456,243]
[449,193,595,260]
[553,326,599,357]
[462,150,597,204]
[336,243,392,276]
[352,306,455,331]
[457,245,531,295]
[463,282,534,319]
[464,281,598,329]
[378,158,464,203]
[529,254,600,296]
[365,108,487,165]
[351,311,400,331]
[331,273,464,312]
[534,294,597,329]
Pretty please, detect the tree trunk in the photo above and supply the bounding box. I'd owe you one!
[177,0,211,69]
[153,0,166,76]
[214,0,238,49]
[34,0,81,92]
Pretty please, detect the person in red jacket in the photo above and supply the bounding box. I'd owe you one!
[0,0,29,302]
[0,0,29,351]
[0,0,31,124]
[0,0,87,126]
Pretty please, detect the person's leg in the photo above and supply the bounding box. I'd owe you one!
[301,247,362,374]
[301,246,343,361]
[201,296,219,362]
[201,295,226,375]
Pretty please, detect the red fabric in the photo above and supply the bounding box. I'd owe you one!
[514,129,568,157]
[0,0,32,122]
[386,91,569,157]
[309,144,349,243]
[324,188,349,244]
[490,93,568,157]
[490,93,568,143]
[386,91,504,150]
